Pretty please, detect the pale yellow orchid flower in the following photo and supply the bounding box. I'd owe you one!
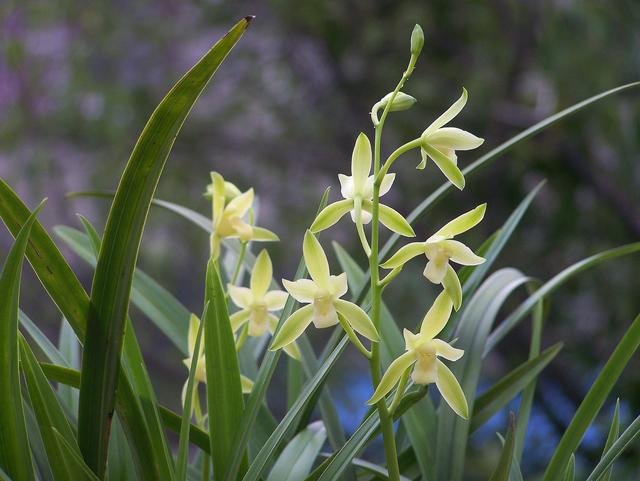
[270,231,379,351]
[418,88,484,190]
[368,292,468,419]
[208,172,279,259]
[182,314,253,405]
[310,133,414,238]
[228,249,300,359]
[381,204,486,310]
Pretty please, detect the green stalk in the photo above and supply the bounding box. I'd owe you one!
[366,54,417,481]
[229,241,247,286]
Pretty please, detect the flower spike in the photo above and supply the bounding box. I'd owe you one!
[418,88,484,190]
[271,231,379,352]
[310,134,414,239]
[381,204,486,310]
[368,292,468,419]
[207,172,279,259]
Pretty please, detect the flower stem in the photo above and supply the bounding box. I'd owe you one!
[230,241,247,285]
[367,52,419,481]
[337,312,372,359]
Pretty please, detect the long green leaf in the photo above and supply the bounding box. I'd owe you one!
[241,336,349,481]
[52,430,100,481]
[470,343,562,432]
[541,314,640,481]
[177,304,206,481]
[488,415,516,481]
[19,337,81,481]
[437,268,532,481]
[597,399,620,481]
[77,18,251,476]
[266,421,327,481]
[204,261,246,480]
[487,243,640,354]
[0,200,44,481]
[586,413,640,481]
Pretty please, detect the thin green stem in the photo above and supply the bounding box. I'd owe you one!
[366,52,419,481]
[235,323,249,351]
[377,137,423,182]
[229,241,247,286]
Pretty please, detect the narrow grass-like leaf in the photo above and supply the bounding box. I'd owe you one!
[437,268,532,481]
[77,19,251,476]
[488,414,516,481]
[541,314,640,481]
[564,454,576,481]
[487,243,640,355]
[57,318,80,415]
[52,430,100,481]
[241,336,349,481]
[177,304,206,481]
[55,226,191,353]
[19,337,81,480]
[514,295,545,461]
[470,343,562,432]
[597,399,620,481]
[19,311,69,368]
[266,421,326,481]
[0,200,44,481]
[586,413,640,481]
[204,261,246,480]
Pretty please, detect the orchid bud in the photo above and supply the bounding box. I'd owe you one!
[380,92,417,112]
[411,24,424,57]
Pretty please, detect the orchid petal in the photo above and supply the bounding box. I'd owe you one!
[417,147,428,170]
[352,133,372,194]
[270,304,314,350]
[226,188,254,217]
[251,250,272,297]
[423,88,468,135]
[436,360,469,419]
[380,242,426,269]
[329,273,348,299]
[420,291,453,339]
[379,173,396,196]
[240,375,254,394]
[303,231,331,289]
[251,227,279,241]
[376,203,415,237]
[264,290,288,311]
[210,172,226,227]
[432,204,486,239]
[282,278,317,303]
[333,299,379,341]
[403,328,420,350]
[444,240,485,265]
[229,217,254,241]
[367,351,416,404]
[428,127,484,151]
[423,257,449,284]
[338,174,354,199]
[268,314,301,360]
[433,339,464,361]
[230,310,251,332]
[423,144,465,190]
[442,264,462,311]
[310,199,354,233]
[228,285,252,309]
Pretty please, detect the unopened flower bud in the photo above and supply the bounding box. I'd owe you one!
[380,91,417,112]
[411,24,424,57]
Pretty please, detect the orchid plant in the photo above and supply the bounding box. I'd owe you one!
[2,16,639,481]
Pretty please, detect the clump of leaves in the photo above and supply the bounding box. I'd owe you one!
[1,16,639,481]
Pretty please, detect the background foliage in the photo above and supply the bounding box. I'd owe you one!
[1,1,639,478]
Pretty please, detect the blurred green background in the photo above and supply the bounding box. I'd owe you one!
[1,0,639,478]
